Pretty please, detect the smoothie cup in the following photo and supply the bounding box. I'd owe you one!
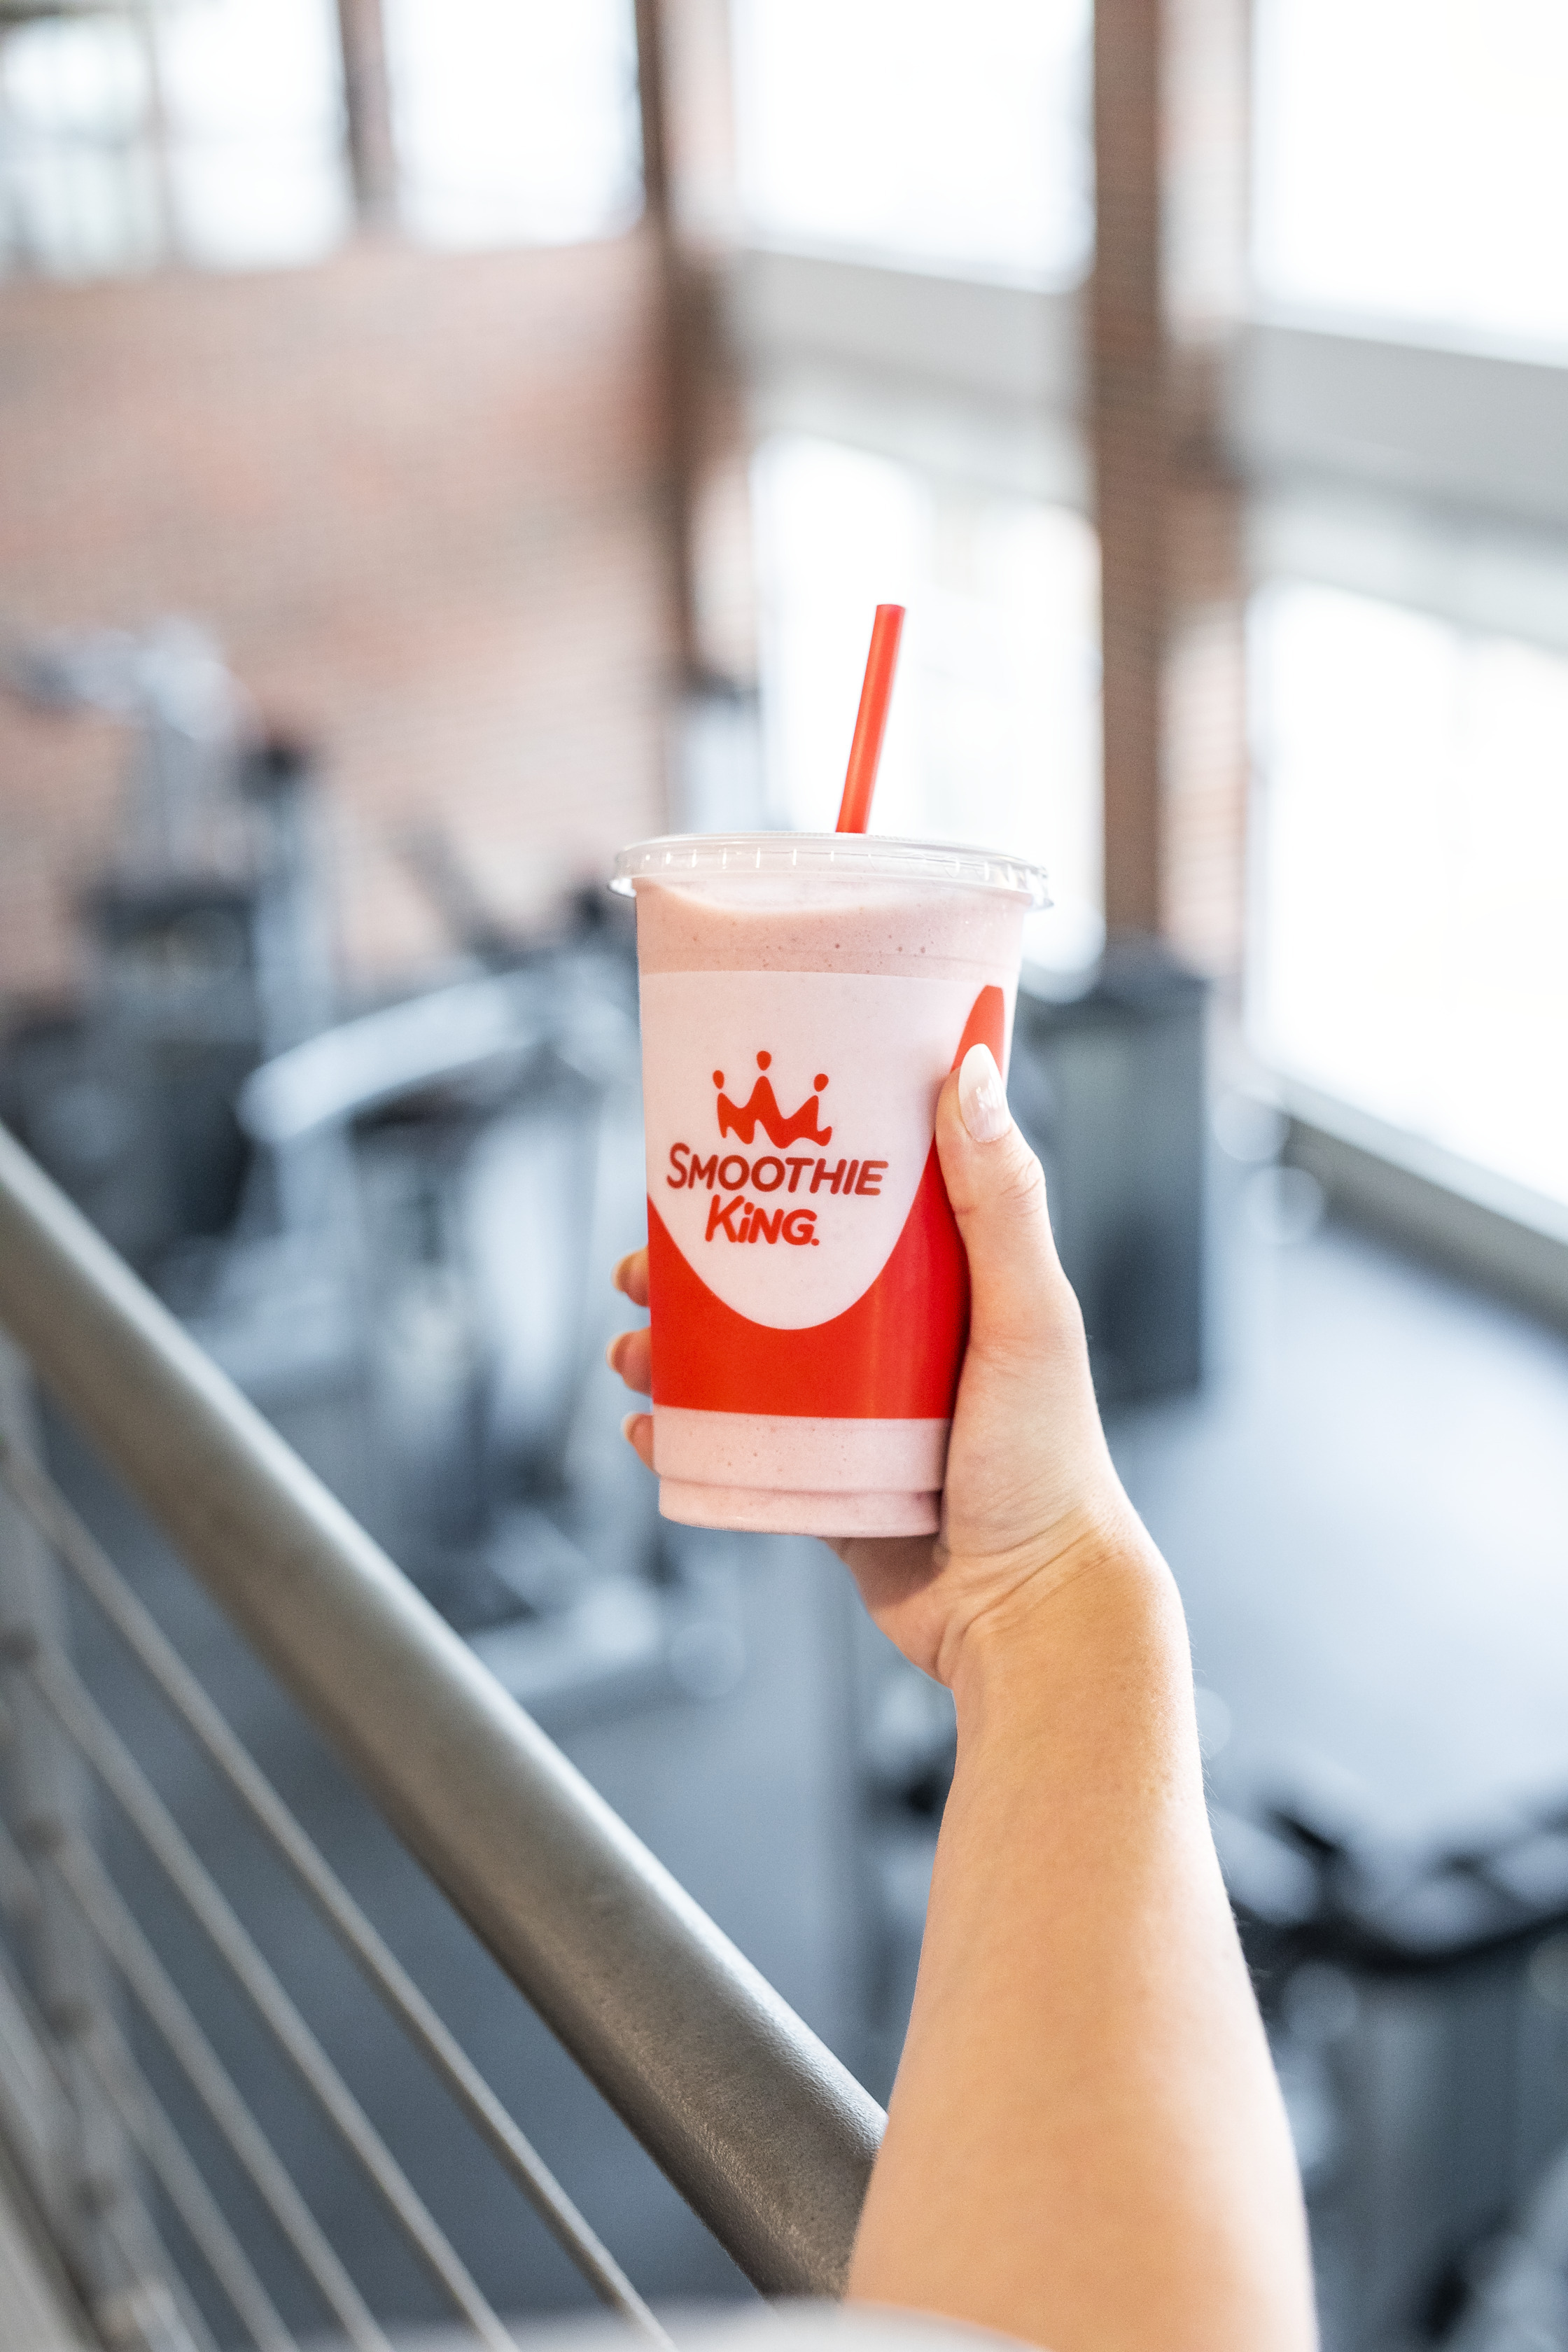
[611,833,1049,1538]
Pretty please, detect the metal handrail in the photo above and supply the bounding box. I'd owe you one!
[0,1121,885,2298]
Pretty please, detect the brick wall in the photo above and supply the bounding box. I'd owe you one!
[0,232,676,1002]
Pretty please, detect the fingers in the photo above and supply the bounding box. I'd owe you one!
[936,1044,1077,1368]
[610,1252,653,1467]
[622,1410,654,1469]
[612,1247,650,1309]
[606,1326,652,1396]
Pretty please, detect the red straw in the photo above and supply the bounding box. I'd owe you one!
[835,603,905,834]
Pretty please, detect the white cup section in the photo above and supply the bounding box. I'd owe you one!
[657,1480,939,1537]
[652,1407,949,1494]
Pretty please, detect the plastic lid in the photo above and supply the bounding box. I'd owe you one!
[611,831,1050,906]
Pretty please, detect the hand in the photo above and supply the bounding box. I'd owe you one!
[608,1044,1151,1685]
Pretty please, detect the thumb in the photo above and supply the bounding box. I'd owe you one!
[936,1042,1077,1367]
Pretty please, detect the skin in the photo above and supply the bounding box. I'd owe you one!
[608,1048,1319,2352]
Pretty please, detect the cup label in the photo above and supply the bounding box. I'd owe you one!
[640,970,1009,1334]
[644,969,1001,1326]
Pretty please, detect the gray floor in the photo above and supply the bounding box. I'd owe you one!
[1116,1200,1568,1856]
[10,1149,1568,2348]
[1110,1188,1568,2352]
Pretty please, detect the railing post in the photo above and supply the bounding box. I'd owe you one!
[0,1336,183,2349]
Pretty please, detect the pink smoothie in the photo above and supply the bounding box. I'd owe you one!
[616,837,1043,1537]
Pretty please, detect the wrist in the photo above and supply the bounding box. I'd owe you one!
[945,1515,1183,1723]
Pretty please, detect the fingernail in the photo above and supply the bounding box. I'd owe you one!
[958,1043,1011,1144]
[605,1334,622,1372]
[611,1253,634,1295]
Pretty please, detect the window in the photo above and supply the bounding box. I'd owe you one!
[1253,0,1568,351]
[384,0,641,251]
[752,435,1102,938]
[0,0,643,280]
[1251,584,1568,1208]
[0,13,161,278]
[0,0,349,278]
[733,0,1091,286]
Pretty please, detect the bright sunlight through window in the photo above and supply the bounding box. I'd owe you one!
[1252,584,1568,1208]
[384,0,641,251]
[733,0,1091,286]
[1253,0,1568,351]
[0,0,348,276]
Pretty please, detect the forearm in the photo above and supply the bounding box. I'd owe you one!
[848,1541,1317,2352]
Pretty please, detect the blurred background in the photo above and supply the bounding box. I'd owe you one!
[1,3,1566,2348]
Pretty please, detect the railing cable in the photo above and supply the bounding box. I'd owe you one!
[0,1432,664,2339]
[4,1798,233,2352]
[0,1805,43,1931]
[23,1643,516,2352]
[0,1854,57,2051]
[84,2017,300,2352]
[98,2196,215,2352]
[48,1835,394,2352]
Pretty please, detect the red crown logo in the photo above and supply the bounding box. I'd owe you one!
[713,1053,832,1149]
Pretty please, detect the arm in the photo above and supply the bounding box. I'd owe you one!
[849,1550,1310,2352]
[610,1047,1317,2352]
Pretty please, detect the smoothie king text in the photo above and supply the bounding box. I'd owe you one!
[664,1051,888,1247]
